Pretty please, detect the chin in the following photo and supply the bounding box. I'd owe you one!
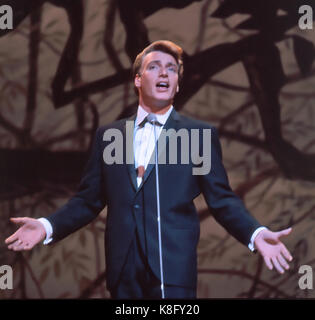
[155,93,175,102]
[153,97,173,107]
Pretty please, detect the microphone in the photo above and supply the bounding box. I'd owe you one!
[147,113,165,299]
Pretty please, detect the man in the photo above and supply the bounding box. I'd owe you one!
[5,40,293,299]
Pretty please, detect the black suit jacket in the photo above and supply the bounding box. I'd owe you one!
[46,109,261,290]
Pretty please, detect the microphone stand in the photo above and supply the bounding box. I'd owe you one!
[147,113,165,299]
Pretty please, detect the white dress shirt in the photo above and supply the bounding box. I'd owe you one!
[134,105,173,187]
[38,104,266,249]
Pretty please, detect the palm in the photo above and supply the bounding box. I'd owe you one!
[254,228,293,274]
[5,217,46,251]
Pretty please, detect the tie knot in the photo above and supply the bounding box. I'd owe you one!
[139,115,163,128]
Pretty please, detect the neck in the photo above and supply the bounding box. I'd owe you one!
[141,104,172,115]
[139,99,172,115]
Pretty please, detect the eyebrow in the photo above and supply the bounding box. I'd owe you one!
[147,60,178,68]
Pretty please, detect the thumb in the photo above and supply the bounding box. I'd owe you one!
[10,217,27,226]
[276,227,292,239]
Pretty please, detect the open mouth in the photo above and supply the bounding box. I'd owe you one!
[156,81,169,89]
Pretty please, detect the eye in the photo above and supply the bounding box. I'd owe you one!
[148,64,157,70]
[168,66,177,72]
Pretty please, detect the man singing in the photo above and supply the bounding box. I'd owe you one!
[5,40,293,299]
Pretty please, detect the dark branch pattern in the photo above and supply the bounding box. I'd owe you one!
[0,0,314,299]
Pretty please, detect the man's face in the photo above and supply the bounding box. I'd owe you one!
[135,51,179,109]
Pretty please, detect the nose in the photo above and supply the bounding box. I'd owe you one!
[159,66,168,77]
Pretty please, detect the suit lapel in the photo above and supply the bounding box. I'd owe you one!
[123,115,138,192]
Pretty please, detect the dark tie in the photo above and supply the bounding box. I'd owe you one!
[137,165,145,178]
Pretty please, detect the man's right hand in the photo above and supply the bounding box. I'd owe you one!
[5,217,46,251]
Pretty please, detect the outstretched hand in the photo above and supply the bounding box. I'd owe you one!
[254,227,293,274]
[5,217,46,251]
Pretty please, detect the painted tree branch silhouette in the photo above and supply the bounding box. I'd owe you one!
[0,0,314,300]
[0,0,315,201]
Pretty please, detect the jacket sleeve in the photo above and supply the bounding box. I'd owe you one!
[46,127,107,243]
[198,126,262,246]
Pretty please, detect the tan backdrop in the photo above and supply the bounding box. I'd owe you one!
[0,0,315,298]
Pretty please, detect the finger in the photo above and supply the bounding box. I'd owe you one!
[13,239,30,251]
[13,244,25,251]
[8,239,23,251]
[12,241,32,251]
[280,245,293,262]
[277,253,290,270]
[7,239,18,249]
[5,231,20,245]
[263,256,273,271]
[23,242,33,251]
[271,256,284,274]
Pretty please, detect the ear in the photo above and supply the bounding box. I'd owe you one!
[176,85,179,93]
[134,74,141,88]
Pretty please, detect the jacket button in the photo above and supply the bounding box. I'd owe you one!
[134,204,140,209]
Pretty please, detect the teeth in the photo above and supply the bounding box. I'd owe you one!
[157,82,169,88]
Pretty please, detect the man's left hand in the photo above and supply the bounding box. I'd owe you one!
[254,228,293,274]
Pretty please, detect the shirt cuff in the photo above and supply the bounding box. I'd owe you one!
[248,226,267,252]
[38,218,53,245]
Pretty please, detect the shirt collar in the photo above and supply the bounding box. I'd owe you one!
[135,105,173,127]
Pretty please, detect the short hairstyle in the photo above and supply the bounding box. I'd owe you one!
[132,40,184,84]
